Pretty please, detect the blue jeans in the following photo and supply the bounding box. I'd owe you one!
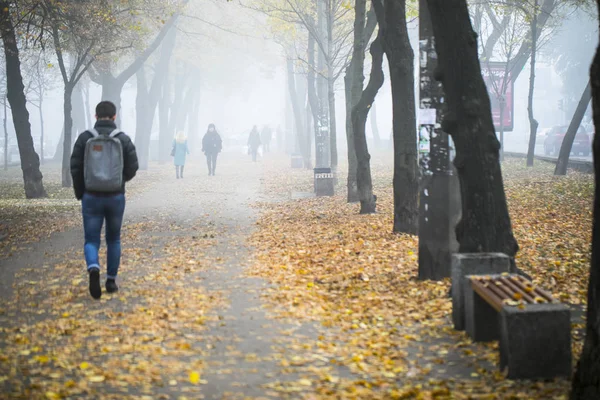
[82,193,126,279]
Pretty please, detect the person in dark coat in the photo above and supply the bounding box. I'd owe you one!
[202,123,222,176]
[70,101,139,299]
[248,125,261,162]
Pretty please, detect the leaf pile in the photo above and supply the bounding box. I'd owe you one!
[248,155,591,398]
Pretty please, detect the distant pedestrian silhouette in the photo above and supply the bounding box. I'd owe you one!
[248,125,261,162]
[172,131,189,179]
[202,124,222,176]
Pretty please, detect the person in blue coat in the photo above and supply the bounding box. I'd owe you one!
[172,131,189,179]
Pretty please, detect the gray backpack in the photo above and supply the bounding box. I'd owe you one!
[83,128,124,192]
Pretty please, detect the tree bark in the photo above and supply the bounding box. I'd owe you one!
[0,5,46,198]
[39,97,44,165]
[352,34,384,214]
[555,80,592,175]
[326,0,337,170]
[83,81,91,128]
[73,83,86,133]
[92,15,181,120]
[350,0,368,205]
[509,0,556,84]
[526,0,539,167]
[3,95,7,171]
[307,33,320,136]
[328,73,337,169]
[158,74,171,164]
[135,66,151,170]
[345,6,377,204]
[188,86,201,150]
[370,101,381,148]
[375,0,418,234]
[135,27,177,169]
[286,58,309,167]
[571,4,600,393]
[481,6,510,62]
[344,72,359,202]
[425,0,519,263]
[62,84,74,187]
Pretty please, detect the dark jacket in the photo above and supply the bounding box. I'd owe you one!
[70,119,139,200]
[248,129,261,149]
[202,130,222,154]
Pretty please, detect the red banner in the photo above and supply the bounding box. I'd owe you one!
[481,61,514,132]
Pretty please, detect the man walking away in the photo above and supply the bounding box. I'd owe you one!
[70,101,139,299]
[248,125,261,162]
[202,123,222,176]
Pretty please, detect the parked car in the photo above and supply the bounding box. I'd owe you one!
[536,127,550,146]
[544,125,590,157]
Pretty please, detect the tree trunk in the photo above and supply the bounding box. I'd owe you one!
[62,84,74,187]
[53,129,64,163]
[370,101,381,148]
[509,0,556,84]
[100,74,124,125]
[307,33,320,136]
[168,65,191,141]
[135,66,151,170]
[375,0,419,234]
[136,27,177,169]
[350,0,368,203]
[526,1,539,167]
[188,87,201,150]
[83,81,91,128]
[0,5,46,198]
[158,76,171,164]
[3,95,7,171]
[39,97,44,165]
[328,73,337,170]
[555,80,592,175]
[499,100,505,161]
[352,34,384,214]
[571,5,600,393]
[286,58,309,167]
[73,83,86,133]
[326,0,337,170]
[344,72,359,202]
[425,0,519,263]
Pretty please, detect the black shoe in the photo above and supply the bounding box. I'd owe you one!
[106,279,119,293]
[89,269,101,299]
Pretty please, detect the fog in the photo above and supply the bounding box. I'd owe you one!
[2,0,598,165]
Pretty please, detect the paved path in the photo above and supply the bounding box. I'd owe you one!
[0,153,316,399]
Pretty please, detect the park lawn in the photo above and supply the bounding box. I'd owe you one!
[250,155,592,399]
[0,164,162,259]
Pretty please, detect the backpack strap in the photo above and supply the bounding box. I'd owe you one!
[109,129,122,138]
[88,128,100,137]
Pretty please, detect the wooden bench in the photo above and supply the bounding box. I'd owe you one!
[464,273,571,379]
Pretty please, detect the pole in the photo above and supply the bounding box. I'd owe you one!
[418,0,455,280]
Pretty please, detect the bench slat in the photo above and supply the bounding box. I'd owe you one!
[471,279,505,312]
[468,274,560,311]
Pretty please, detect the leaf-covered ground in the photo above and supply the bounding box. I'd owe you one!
[248,154,592,399]
[0,154,593,399]
[0,165,159,259]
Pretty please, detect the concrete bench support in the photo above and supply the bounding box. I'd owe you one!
[499,304,572,379]
[451,253,510,331]
[464,277,500,342]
